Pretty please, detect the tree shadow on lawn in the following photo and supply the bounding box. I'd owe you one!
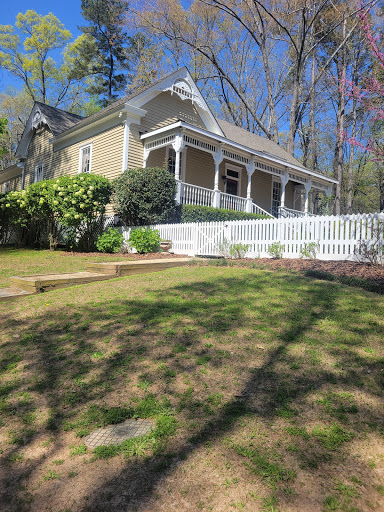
[0,270,383,511]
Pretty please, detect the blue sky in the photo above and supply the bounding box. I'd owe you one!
[1,1,84,91]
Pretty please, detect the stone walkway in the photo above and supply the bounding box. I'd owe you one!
[84,418,155,448]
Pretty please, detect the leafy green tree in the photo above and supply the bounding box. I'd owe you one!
[0,10,96,109]
[80,0,133,106]
[114,167,177,226]
[0,117,8,160]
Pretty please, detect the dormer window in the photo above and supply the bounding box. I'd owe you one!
[79,144,92,173]
[34,163,44,183]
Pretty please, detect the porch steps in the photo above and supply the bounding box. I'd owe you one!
[1,258,193,301]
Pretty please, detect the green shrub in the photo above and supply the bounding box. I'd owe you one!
[114,167,178,226]
[129,227,161,253]
[268,242,285,259]
[49,173,112,251]
[217,238,249,258]
[0,190,30,245]
[96,228,124,253]
[1,174,112,250]
[299,242,319,259]
[181,204,269,223]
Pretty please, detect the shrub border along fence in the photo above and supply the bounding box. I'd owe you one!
[120,213,384,261]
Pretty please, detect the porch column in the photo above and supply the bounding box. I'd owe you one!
[121,120,131,172]
[212,144,223,208]
[17,162,26,190]
[280,170,289,209]
[245,157,255,213]
[143,147,150,168]
[172,132,185,203]
[304,180,312,214]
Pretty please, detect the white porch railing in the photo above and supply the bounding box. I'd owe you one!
[279,206,314,218]
[180,182,214,207]
[252,203,272,217]
[220,192,248,212]
[178,181,274,218]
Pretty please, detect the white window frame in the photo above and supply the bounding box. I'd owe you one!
[166,146,185,180]
[3,180,11,193]
[271,178,282,215]
[224,163,242,196]
[78,143,92,174]
[34,163,44,183]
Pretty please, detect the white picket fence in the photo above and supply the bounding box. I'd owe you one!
[120,212,384,261]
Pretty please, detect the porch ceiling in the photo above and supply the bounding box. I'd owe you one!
[140,121,338,192]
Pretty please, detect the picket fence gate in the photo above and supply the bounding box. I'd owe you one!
[120,212,384,261]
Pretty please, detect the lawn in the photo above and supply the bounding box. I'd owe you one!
[0,248,124,288]
[0,255,383,512]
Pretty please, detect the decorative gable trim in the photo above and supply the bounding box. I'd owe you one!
[16,104,51,159]
[128,67,224,136]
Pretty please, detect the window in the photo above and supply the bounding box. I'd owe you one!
[79,144,92,173]
[3,181,10,193]
[167,147,182,177]
[34,163,44,183]
[271,179,282,216]
[224,165,241,196]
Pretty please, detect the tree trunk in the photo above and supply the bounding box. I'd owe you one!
[310,47,318,172]
[333,16,347,216]
[346,98,357,214]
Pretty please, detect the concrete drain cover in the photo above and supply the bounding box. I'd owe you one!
[84,419,155,448]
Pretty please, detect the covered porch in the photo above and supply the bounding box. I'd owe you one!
[140,121,336,218]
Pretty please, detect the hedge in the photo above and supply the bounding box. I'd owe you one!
[180,204,270,223]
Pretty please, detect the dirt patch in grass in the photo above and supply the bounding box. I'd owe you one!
[0,265,384,511]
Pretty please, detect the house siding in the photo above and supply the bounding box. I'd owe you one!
[1,175,22,193]
[23,124,124,187]
[141,91,205,132]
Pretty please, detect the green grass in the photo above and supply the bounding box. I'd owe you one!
[0,254,383,511]
[0,247,129,287]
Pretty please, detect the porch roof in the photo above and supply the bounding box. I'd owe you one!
[0,164,22,183]
[140,120,338,188]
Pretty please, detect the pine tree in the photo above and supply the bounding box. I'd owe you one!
[80,0,132,106]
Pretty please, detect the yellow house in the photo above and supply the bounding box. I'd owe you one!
[0,68,337,218]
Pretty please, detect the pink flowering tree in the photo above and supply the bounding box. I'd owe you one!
[347,2,384,210]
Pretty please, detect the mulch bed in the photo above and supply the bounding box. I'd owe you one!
[64,251,384,293]
[232,258,384,294]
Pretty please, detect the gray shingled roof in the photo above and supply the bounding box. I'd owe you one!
[36,102,83,136]
[217,119,304,169]
[54,74,175,140]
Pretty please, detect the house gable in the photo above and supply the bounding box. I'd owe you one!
[128,68,224,136]
[16,102,82,160]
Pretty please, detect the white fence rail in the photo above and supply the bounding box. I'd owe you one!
[121,213,384,261]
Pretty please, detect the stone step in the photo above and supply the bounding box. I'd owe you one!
[85,257,193,276]
[9,271,111,293]
[0,287,34,302]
